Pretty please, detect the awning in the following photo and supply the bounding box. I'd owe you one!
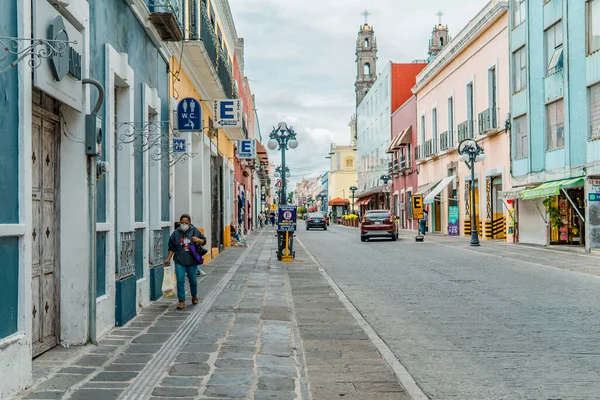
[424,175,456,204]
[521,177,584,200]
[356,195,374,206]
[328,197,350,206]
[417,180,441,197]
[386,126,412,153]
[497,187,526,200]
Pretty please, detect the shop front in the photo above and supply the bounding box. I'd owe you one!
[520,177,586,246]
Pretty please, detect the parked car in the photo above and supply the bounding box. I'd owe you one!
[305,212,328,230]
[360,210,398,242]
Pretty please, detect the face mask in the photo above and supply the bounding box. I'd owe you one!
[179,223,189,232]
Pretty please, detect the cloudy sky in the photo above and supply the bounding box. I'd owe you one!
[228,0,489,186]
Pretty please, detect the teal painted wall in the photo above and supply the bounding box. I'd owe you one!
[149,266,164,301]
[96,232,106,297]
[115,276,137,326]
[0,1,19,224]
[135,228,144,278]
[0,237,19,338]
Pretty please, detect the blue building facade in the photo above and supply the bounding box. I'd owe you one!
[508,0,600,249]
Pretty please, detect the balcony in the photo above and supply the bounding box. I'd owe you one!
[458,120,474,142]
[147,0,184,41]
[425,139,433,157]
[415,145,424,160]
[399,155,408,171]
[478,108,497,134]
[439,131,449,150]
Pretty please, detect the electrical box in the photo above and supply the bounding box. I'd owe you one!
[85,113,102,156]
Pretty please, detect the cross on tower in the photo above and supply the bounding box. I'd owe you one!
[436,10,444,25]
[362,10,371,24]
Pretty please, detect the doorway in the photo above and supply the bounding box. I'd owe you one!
[31,90,61,357]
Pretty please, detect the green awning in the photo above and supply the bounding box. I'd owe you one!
[521,177,584,200]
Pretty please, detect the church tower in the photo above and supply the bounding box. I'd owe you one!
[355,11,378,106]
[428,11,449,60]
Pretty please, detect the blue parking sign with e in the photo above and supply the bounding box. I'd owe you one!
[214,99,241,127]
[237,139,255,159]
[177,98,201,132]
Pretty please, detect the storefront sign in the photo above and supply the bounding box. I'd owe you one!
[34,0,83,111]
[278,206,297,232]
[448,205,459,236]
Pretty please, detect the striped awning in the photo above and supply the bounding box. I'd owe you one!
[521,177,584,200]
[497,188,525,200]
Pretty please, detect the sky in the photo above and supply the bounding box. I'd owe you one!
[228,0,490,187]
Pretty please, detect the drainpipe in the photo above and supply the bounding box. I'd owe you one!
[83,78,104,344]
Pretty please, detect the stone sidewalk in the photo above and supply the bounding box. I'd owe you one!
[17,228,410,400]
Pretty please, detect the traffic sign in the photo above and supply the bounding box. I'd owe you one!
[172,139,186,153]
[213,99,242,128]
[237,139,256,159]
[412,194,424,220]
[278,206,297,232]
[177,98,202,132]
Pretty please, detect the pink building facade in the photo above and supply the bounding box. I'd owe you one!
[413,1,513,241]
[389,97,419,230]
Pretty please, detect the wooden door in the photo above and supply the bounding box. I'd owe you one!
[31,104,60,357]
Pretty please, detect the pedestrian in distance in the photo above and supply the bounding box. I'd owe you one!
[165,214,207,309]
[175,221,207,277]
[270,211,276,226]
[419,209,428,235]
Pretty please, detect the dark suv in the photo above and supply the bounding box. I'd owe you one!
[305,212,328,230]
[360,210,398,242]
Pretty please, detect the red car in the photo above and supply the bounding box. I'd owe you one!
[360,210,398,242]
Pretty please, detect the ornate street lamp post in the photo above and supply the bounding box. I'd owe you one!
[458,139,486,247]
[268,122,298,260]
[349,186,358,214]
[317,194,326,212]
[380,175,391,210]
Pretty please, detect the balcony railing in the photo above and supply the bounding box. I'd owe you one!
[425,139,433,157]
[399,155,408,171]
[439,131,449,150]
[478,108,497,134]
[147,0,184,41]
[118,231,136,280]
[458,120,474,141]
[200,4,236,99]
[415,145,424,160]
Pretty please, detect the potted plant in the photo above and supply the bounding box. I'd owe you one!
[542,197,563,230]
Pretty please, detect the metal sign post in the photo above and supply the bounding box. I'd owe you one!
[412,194,425,242]
[278,205,297,262]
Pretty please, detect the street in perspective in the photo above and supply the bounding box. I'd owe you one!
[3,0,600,399]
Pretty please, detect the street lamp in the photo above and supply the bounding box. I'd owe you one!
[317,194,326,212]
[380,174,391,210]
[268,122,298,206]
[274,166,291,179]
[457,139,486,247]
[349,185,358,214]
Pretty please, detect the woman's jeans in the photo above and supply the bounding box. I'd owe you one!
[419,219,427,235]
[175,262,198,302]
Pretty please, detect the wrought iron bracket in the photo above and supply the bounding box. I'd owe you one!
[0,36,76,75]
[115,120,174,153]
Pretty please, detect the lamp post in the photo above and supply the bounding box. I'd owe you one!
[349,186,358,214]
[317,194,326,212]
[380,174,391,210]
[457,139,486,247]
[274,166,290,180]
[268,122,298,260]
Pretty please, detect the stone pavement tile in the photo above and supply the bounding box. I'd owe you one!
[219,351,255,359]
[109,329,142,337]
[254,391,298,400]
[204,385,249,398]
[73,355,110,367]
[175,352,211,364]
[299,326,369,340]
[91,371,138,381]
[257,376,296,391]
[146,326,177,334]
[353,381,407,393]
[311,382,356,397]
[124,344,163,354]
[257,365,298,378]
[169,363,210,377]
[81,382,129,389]
[159,376,202,387]
[104,363,146,372]
[23,391,65,399]
[131,333,171,344]
[35,374,86,391]
[151,386,199,398]
[214,358,254,369]
[256,355,297,367]
[309,371,398,383]
[181,343,218,353]
[68,389,123,400]
[208,372,254,386]
[111,353,153,364]
[221,344,257,353]
[57,367,96,375]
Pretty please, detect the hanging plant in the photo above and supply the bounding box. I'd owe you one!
[542,197,562,229]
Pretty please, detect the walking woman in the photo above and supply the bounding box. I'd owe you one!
[164,214,207,309]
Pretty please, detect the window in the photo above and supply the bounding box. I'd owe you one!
[345,158,354,168]
[448,97,454,146]
[466,83,474,126]
[364,63,371,76]
[513,46,527,92]
[420,114,426,145]
[513,0,526,27]
[432,108,438,153]
[514,115,528,159]
[488,67,497,110]
[590,83,600,140]
[365,38,369,48]
[546,99,565,150]
[588,0,600,54]
[545,21,564,75]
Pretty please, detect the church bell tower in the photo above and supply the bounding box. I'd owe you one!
[355,10,378,107]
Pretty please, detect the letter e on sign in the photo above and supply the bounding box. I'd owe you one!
[220,101,234,119]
